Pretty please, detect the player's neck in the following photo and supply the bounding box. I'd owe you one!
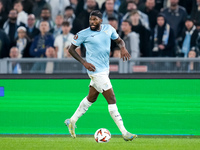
[97,25,101,31]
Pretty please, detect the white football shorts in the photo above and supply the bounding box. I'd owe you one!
[88,71,112,93]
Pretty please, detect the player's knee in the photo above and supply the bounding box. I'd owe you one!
[87,95,98,103]
[107,95,116,104]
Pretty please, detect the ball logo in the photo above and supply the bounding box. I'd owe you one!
[74,34,78,40]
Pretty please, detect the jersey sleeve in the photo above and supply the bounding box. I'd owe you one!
[110,25,119,40]
[72,32,85,46]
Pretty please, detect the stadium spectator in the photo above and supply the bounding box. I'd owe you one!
[108,16,120,57]
[35,7,54,30]
[139,0,159,30]
[54,21,80,58]
[176,47,199,72]
[178,18,199,57]
[45,46,56,58]
[161,0,188,39]
[0,29,10,58]
[45,46,56,74]
[9,47,22,74]
[30,20,54,58]
[32,0,51,19]
[108,16,119,32]
[9,47,21,58]
[121,19,140,58]
[118,0,146,15]
[0,0,7,29]
[21,0,34,14]
[13,0,28,25]
[14,26,32,58]
[47,0,70,21]
[64,6,82,35]
[30,21,54,73]
[26,14,40,41]
[64,6,75,27]
[50,14,63,38]
[129,10,151,57]
[151,13,175,57]
[101,0,122,12]
[123,0,150,30]
[191,0,200,25]
[187,48,199,72]
[3,9,25,46]
[102,0,123,27]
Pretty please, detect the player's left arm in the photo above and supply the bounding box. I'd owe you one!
[114,37,131,61]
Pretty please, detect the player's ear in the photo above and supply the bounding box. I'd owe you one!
[100,18,102,24]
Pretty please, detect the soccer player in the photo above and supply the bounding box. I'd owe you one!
[64,10,137,141]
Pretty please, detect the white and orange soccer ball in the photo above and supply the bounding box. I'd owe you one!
[94,128,111,143]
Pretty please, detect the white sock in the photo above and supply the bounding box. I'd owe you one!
[108,104,127,135]
[70,97,92,124]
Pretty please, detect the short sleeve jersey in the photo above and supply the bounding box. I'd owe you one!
[72,24,119,75]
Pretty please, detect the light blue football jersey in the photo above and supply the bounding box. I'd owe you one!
[72,24,119,74]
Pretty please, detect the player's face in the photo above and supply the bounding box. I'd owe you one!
[89,15,102,31]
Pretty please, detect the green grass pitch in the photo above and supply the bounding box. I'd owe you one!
[0,135,200,150]
[0,79,200,150]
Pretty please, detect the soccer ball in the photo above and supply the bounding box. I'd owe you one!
[94,128,111,143]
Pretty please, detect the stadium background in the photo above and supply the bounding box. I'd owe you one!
[0,78,200,135]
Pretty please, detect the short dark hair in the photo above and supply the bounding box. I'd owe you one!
[62,21,70,27]
[123,19,132,26]
[90,10,102,19]
[127,0,137,5]
[108,16,118,21]
[42,7,50,12]
[65,6,74,11]
[14,0,23,5]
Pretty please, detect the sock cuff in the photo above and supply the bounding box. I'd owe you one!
[108,104,118,111]
[83,97,93,107]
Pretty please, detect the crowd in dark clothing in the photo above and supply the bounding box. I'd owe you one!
[0,0,200,61]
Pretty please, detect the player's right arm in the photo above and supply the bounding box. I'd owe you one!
[69,44,96,71]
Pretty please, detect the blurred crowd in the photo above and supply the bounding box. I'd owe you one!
[0,0,200,63]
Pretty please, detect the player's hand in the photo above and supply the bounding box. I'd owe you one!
[121,49,131,61]
[83,61,96,71]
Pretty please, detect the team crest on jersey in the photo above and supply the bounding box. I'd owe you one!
[104,30,108,34]
[74,34,78,40]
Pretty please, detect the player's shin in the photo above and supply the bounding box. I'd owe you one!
[108,104,127,135]
[70,97,93,124]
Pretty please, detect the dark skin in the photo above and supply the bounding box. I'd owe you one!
[69,15,130,104]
